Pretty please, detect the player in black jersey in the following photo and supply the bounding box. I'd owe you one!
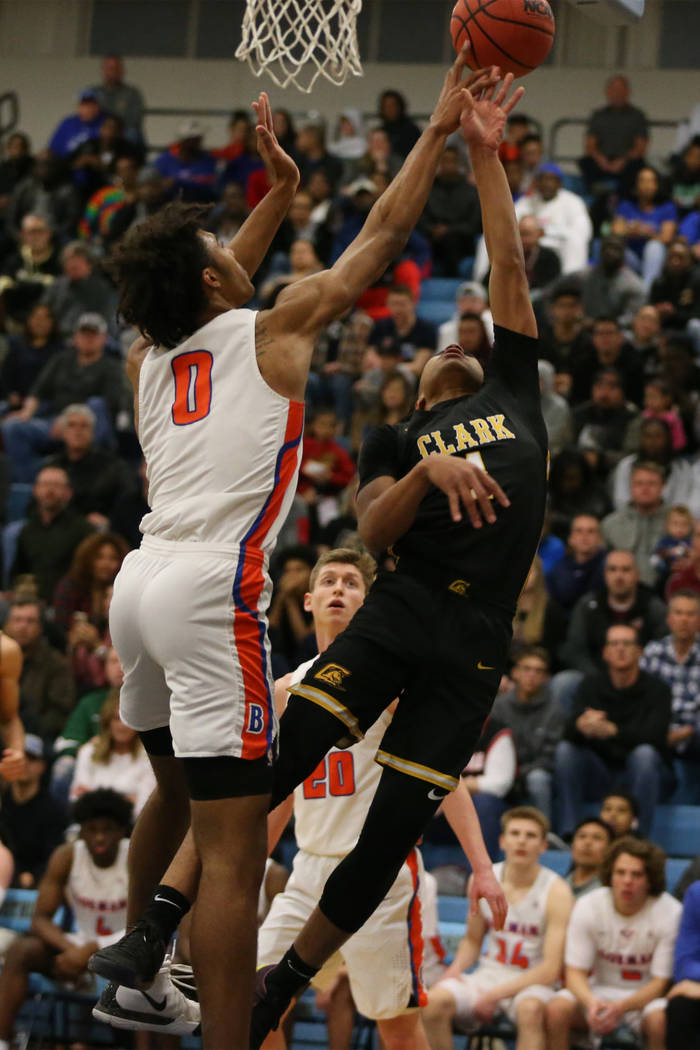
[89,70,545,1049]
[245,72,547,1046]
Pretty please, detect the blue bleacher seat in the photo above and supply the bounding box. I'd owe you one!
[0,887,37,933]
[651,805,700,858]
[415,300,454,326]
[420,278,462,303]
[666,856,689,892]
[6,483,33,523]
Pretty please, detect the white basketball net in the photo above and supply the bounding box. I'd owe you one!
[236,0,364,94]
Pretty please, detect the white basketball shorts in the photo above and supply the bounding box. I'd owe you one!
[110,536,277,762]
[257,848,426,1019]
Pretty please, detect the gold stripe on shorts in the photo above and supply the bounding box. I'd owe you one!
[375,750,458,792]
[288,684,364,742]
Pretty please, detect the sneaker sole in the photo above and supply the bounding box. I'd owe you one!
[88,955,155,990]
[92,1004,200,1037]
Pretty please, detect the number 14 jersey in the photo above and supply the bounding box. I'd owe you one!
[138,309,304,552]
[479,862,559,975]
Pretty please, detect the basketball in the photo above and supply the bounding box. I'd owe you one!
[451,0,555,78]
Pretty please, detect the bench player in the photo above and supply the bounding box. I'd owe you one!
[423,807,573,1050]
[90,58,504,1050]
[94,547,506,1045]
[545,836,681,1050]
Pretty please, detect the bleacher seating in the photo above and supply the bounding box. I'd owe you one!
[420,278,462,302]
[651,806,700,858]
[416,300,454,326]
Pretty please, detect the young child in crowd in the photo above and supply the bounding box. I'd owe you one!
[643,378,687,451]
[651,504,694,588]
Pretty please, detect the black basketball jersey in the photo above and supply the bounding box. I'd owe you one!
[358,325,548,615]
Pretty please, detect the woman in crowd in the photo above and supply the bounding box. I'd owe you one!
[69,693,155,815]
[0,303,63,414]
[612,165,678,289]
[52,532,129,637]
[548,447,612,540]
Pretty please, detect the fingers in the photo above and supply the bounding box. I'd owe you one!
[502,84,526,116]
[492,72,513,108]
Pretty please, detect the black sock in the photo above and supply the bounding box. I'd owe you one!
[269,946,319,999]
[142,884,191,944]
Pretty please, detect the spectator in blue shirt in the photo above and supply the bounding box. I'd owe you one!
[547,514,606,617]
[640,590,700,803]
[48,90,106,160]
[666,880,700,1049]
[369,284,436,380]
[612,166,678,290]
[153,120,217,203]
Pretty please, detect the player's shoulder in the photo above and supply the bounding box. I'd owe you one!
[544,869,575,909]
[572,885,609,918]
[492,323,539,353]
[651,890,683,921]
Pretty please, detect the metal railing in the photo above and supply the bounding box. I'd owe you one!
[548,116,681,169]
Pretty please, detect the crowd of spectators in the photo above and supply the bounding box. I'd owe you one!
[0,54,700,1048]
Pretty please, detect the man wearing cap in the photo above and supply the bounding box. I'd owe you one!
[0,732,67,889]
[515,163,592,274]
[48,90,106,160]
[438,280,495,348]
[153,121,216,203]
[2,312,127,481]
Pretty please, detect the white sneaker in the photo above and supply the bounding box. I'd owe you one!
[92,970,201,1035]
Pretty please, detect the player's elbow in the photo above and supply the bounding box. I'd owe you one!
[357,518,385,557]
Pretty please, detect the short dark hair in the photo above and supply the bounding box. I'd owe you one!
[605,622,640,646]
[602,790,639,817]
[388,284,414,300]
[110,201,212,350]
[519,133,542,148]
[72,788,133,830]
[573,816,614,842]
[593,367,623,386]
[551,283,581,303]
[600,836,666,898]
[593,315,621,330]
[514,645,550,669]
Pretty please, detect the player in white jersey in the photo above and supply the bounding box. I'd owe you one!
[0,790,132,1050]
[423,808,573,1050]
[94,547,506,1045]
[90,58,505,1050]
[546,836,681,1050]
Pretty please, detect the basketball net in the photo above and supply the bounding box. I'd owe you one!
[235,0,364,94]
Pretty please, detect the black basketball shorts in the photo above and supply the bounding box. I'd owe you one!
[288,570,512,794]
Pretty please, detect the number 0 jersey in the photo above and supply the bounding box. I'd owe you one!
[565,886,682,989]
[138,308,304,552]
[478,861,560,976]
[289,656,393,858]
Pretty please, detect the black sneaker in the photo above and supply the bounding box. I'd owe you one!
[88,920,166,988]
[249,965,294,1050]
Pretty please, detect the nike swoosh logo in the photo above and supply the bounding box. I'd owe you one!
[153,895,181,908]
[140,990,167,1012]
[477,662,494,671]
[428,787,448,801]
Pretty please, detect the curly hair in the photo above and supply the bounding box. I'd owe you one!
[110,201,213,349]
[600,836,666,898]
[72,787,133,830]
[68,532,130,592]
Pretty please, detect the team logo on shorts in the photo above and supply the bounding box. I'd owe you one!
[314,663,351,690]
[247,704,265,734]
[448,578,470,596]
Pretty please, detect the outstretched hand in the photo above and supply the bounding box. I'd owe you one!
[460,74,525,152]
[253,91,299,187]
[430,44,501,137]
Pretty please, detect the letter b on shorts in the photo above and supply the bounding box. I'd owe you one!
[247,704,265,734]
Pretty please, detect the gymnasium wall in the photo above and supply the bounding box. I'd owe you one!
[0,0,697,167]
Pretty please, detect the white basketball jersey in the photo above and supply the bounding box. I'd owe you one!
[289,657,392,857]
[565,887,682,989]
[479,862,559,974]
[138,308,304,551]
[65,839,129,943]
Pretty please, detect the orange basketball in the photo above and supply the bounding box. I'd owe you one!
[451,0,555,78]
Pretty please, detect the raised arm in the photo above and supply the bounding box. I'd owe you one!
[255,50,497,399]
[461,77,537,339]
[228,92,299,279]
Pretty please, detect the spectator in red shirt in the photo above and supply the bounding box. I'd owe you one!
[299,408,356,504]
[667,519,700,599]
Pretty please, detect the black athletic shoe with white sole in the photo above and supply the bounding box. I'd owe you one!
[92,978,201,1036]
[249,965,295,1050]
[88,920,166,988]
